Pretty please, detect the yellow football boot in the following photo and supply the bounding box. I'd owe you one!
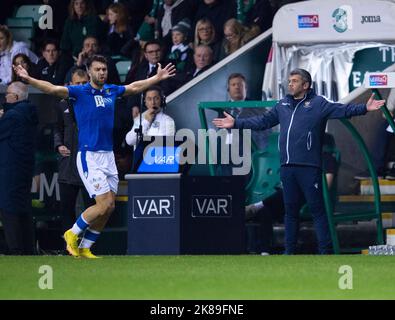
[63,230,80,257]
[79,248,101,259]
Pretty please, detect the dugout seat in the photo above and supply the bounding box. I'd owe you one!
[245,132,281,205]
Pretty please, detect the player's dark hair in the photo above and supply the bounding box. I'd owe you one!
[86,55,108,69]
[290,68,312,88]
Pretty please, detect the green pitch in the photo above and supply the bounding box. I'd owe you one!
[0,255,394,299]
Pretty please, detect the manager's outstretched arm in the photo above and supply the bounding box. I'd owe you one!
[212,112,235,128]
[13,65,68,99]
[366,93,385,111]
[123,63,176,96]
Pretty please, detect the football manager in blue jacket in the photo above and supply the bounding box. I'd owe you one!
[213,68,385,254]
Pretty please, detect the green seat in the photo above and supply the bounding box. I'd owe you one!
[116,60,132,83]
[245,132,281,205]
[6,17,35,47]
[6,17,34,28]
[111,55,130,63]
[8,27,34,47]
[15,5,43,23]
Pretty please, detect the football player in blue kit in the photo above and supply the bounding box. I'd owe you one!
[14,55,176,258]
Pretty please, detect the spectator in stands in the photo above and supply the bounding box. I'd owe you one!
[11,53,38,83]
[36,39,74,85]
[125,85,175,147]
[66,36,120,84]
[217,73,270,175]
[125,40,166,118]
[53,68,95,238]
[156,0,195,50]
[137,0,161,42]
[245,133,339,255]
[165,18,193,73]
[219,18,260,59]
[104,2,134,56]
[166,44,213,93]
[60,0,105,58]
[242,0,274,33]
[194,0,236,43]
[95,0,152,34]
[213,68,386,254]
[0,25,38,85]
[193,18,221,63]
[0,81,38,255]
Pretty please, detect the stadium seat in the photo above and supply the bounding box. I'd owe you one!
[6,17,34,28]
[116,60,132,83]
[8,27,34,47]
[6,17,35,47]
[15,5,43,23]
[245,132,281,205]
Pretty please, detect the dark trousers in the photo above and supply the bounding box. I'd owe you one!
[255,189,285,253]
[59,182,95,234]
[371,119,392,173]
[280,165,332,254]
[0,209,35,255]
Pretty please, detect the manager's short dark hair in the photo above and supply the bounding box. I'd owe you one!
[86,55,107,69]
[290,68,312,88]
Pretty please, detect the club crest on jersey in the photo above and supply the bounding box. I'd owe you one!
[303,101,312,108]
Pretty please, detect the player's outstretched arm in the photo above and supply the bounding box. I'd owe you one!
[123,63,176,96]
[13,65,68,99]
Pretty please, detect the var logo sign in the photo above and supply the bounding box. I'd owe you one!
[192,195,232,217]
[133,196,175,218]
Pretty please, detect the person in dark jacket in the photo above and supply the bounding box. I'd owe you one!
[64,36,120,85]
[213,68,386,255]
[156,0,195,50]
[125,40,167,118]
[60,0,106,58]
[165,44,213,93]
[194,0,237,43]
[36,39,74,85]
[0,81,38,255]
[53,68,95,236]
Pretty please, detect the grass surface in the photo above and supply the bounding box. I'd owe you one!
[0,255,394,299]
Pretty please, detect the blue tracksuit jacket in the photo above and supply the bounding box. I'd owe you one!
[234,89,367,168]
